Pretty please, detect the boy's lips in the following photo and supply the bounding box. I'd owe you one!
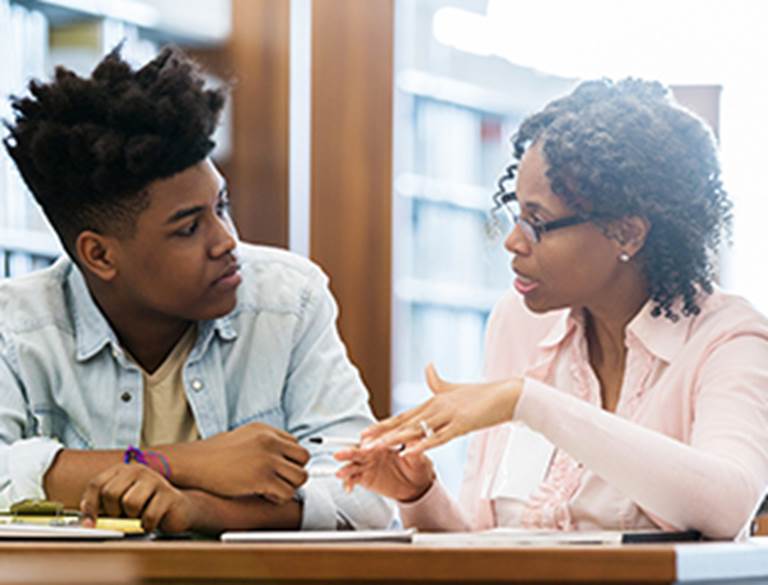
[212,264,242,289]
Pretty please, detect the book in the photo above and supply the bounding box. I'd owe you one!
[221,529,415,543]
[0,514,143,535]
[0,522,124,540]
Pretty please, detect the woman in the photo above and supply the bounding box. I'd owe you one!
[336,79,768,539]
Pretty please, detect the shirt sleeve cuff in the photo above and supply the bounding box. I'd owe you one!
[7,437,63,505]
[298,478,339,530]
[398,480,467,531]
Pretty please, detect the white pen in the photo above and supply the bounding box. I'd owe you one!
[307,464,340,477]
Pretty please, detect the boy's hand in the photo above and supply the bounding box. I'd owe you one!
[80,464,196,534]
[181,422,310,502]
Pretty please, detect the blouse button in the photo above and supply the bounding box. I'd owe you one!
[120,391,132,403]
[191,379,204,392]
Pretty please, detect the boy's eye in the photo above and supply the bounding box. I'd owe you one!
[216,198,231,217]
[177,220,199,237]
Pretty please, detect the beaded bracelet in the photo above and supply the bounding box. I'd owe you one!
[146,450,172,479]
[123,445,148,466]
[123,445,172,479]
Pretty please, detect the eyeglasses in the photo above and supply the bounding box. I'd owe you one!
[489,191,593,244]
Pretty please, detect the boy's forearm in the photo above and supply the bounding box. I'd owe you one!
[43,449,124,507]
[42,438,304,513]
[42,444,204,506]
[44,450,302,534]
[186,490,302,535]
[153,441,205,489]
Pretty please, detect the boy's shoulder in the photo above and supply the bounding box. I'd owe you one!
[0,258,73,333]
[0,244,333,330]
[234,244,329,314]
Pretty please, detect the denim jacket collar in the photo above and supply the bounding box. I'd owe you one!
[66,259,237,363]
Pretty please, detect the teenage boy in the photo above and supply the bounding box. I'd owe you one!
[0,47,393,534]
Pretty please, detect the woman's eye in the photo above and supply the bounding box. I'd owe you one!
[528,213,546,226]
[177,221,199,237]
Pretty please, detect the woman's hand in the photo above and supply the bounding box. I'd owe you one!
[334,445,435,503]
[361,364,523,456]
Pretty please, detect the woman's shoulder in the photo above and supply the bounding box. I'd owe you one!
[653,288,768,369]
[693,287,768,339]
[628,288,767,367]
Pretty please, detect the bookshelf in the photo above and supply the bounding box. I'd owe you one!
[11,0,230,46]
[0,0,230,277]
[391,0,576,496]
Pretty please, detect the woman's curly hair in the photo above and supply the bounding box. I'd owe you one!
[496,78,732,321]
[3,45,226,254]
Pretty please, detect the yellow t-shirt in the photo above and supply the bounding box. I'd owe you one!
[132,326,201,448]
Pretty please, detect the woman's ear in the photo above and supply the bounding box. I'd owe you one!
[607,216,650,259]
[75,230,119,282]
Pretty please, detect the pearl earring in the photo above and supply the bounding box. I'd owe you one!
[619,252,631,263]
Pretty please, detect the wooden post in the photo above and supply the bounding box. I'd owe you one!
[310,0,395,418]
[227,0,291,247]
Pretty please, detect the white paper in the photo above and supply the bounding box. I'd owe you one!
[413,528,624,546]
[485,423,556,501]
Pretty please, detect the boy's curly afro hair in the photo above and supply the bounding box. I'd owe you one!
[3,45,226,254]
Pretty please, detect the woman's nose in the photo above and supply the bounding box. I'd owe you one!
[504,223,532,256]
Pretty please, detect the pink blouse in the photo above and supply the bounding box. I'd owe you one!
[399,288,768,539]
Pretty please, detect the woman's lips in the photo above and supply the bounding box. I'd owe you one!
[514,274,540,295]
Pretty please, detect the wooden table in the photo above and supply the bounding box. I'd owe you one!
[1,539,768,584]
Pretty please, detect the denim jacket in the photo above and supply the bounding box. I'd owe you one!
[0,243,393,529]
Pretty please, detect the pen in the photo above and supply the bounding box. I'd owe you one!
[307,464,340,477]
[308,436,405,451]
[309,436,360,447]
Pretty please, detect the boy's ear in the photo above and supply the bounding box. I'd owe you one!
[75,230,119,282]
